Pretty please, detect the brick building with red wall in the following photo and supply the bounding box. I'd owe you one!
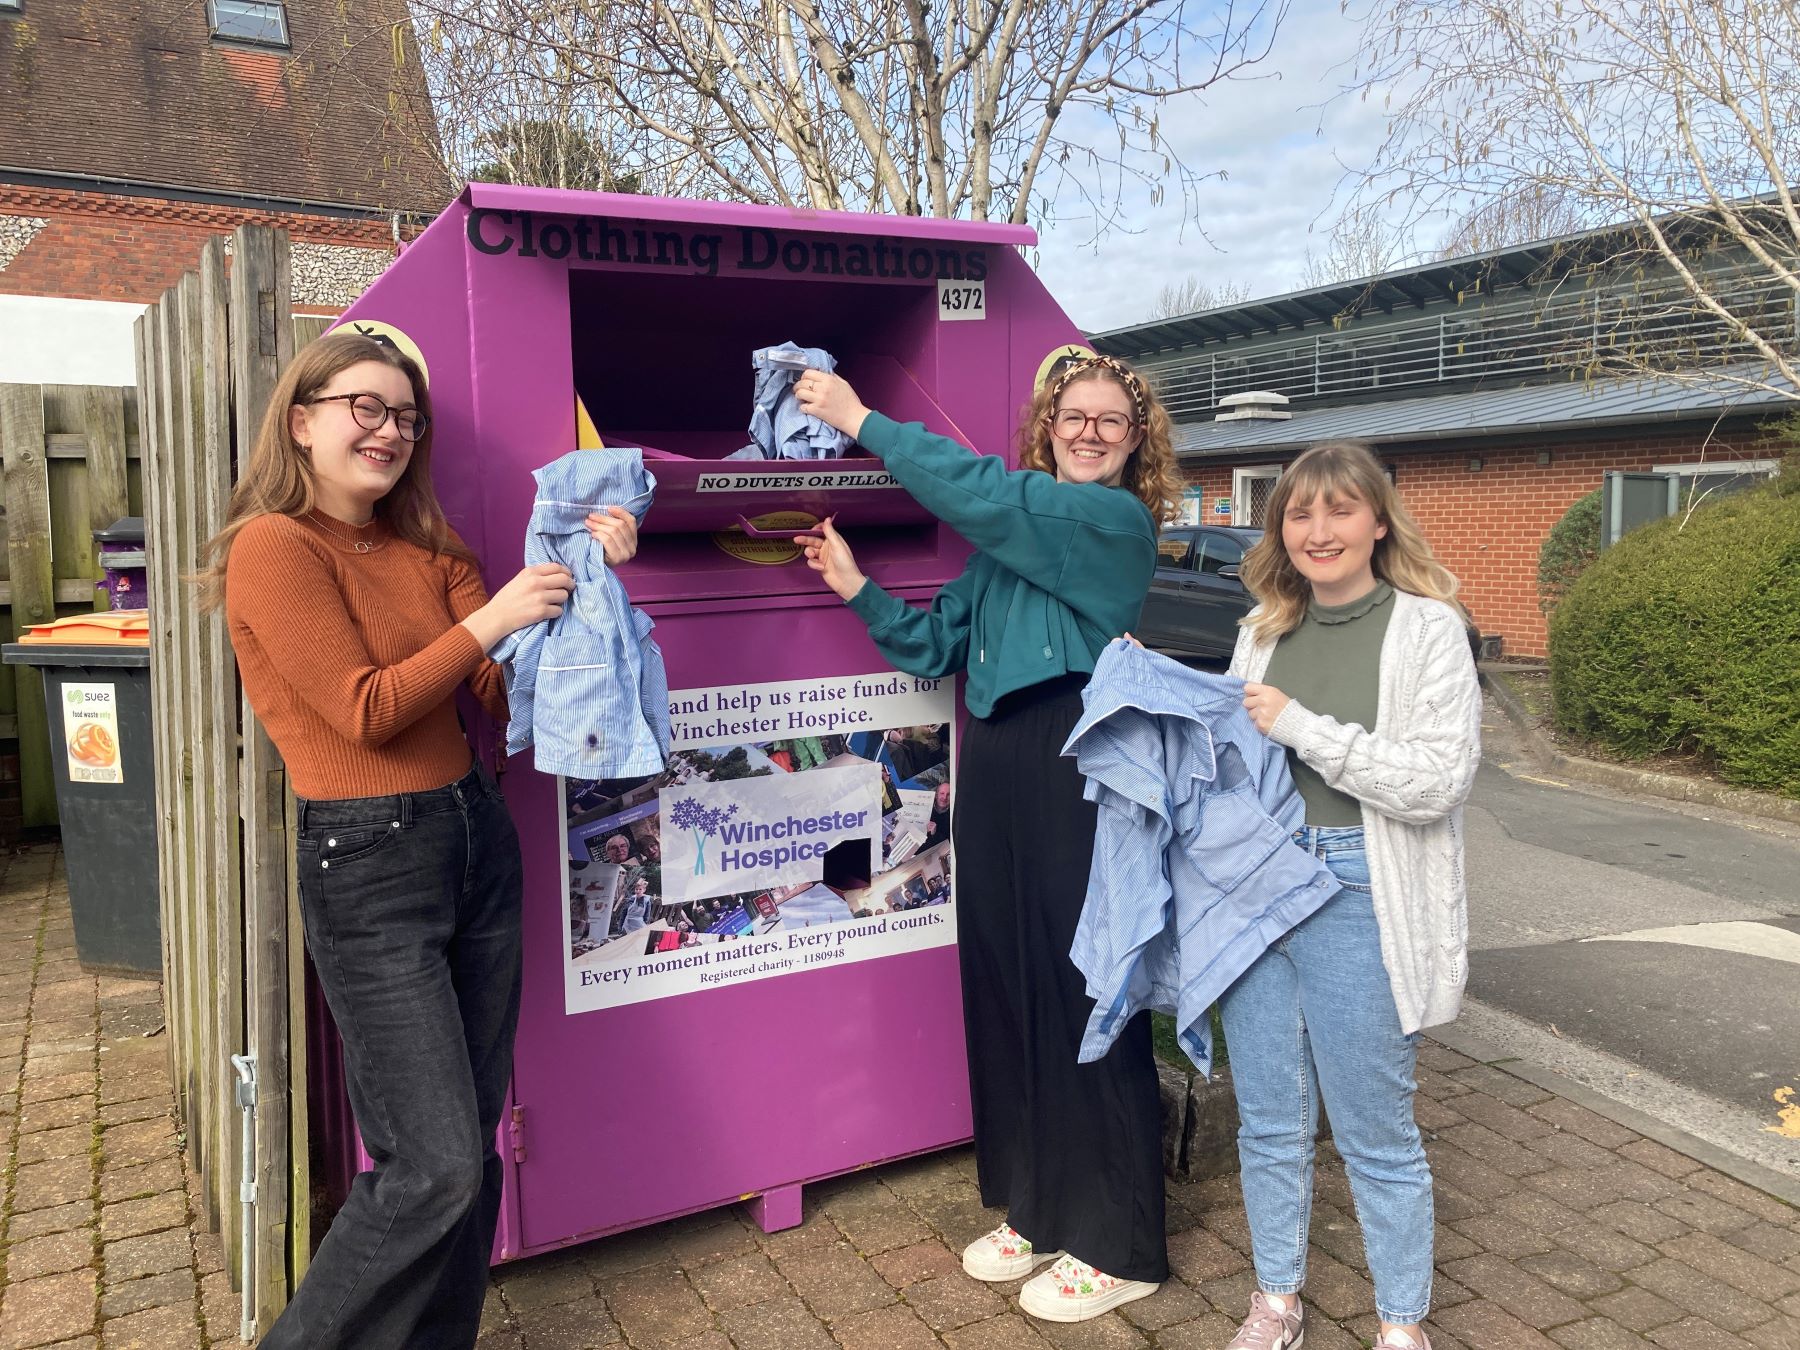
[1095,234,1795,659]
[1176,426,1783,657]
[0,0,450,384]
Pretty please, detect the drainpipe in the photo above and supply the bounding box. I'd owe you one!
[230,1055,258,1344]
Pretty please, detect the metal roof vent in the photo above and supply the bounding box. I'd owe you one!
[1215,390,1292,422]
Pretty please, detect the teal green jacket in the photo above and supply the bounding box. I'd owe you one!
[846,413,1157,718]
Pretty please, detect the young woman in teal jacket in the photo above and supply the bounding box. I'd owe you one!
[795,356,1183,1322]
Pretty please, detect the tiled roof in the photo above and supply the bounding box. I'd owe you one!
[0,0,451,214]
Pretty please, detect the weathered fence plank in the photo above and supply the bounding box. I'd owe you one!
[157,285,208,1199]
[136,310,184,1106]
[230,226,302,1327]
[192,241,243,1272]
[0,388,56,828]
[80,385,131,534]
[143,304,174,1004]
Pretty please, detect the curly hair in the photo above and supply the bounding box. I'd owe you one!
[1015,354,1184,524]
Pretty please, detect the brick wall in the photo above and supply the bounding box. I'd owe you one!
[0,184,398,308]
[1182,426,1789,658]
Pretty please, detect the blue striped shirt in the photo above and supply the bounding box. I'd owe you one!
[1062,640,1340,1070]
[491,450,670,779]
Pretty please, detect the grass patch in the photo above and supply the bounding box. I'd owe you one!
[1149,1008,1228,1074]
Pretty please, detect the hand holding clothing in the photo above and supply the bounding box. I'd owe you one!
[793,369,872,440]
[585,505,639,567]
[1241,682,1292,734]
[462,562,574,653]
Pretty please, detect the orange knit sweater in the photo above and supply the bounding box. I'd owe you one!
[225,512,510,800]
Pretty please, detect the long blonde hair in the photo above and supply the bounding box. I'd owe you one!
[1241,440,1465,642]
[195,331,472,612]
[1016,354,1184,525]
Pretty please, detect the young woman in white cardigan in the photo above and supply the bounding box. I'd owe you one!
[1220,440,1481,1350]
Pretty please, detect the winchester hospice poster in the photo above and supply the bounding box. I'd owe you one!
[559,671,957,1014]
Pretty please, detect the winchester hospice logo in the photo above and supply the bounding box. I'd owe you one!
[661,762,883,904]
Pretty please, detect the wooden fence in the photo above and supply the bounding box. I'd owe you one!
[135,224,332,1337]
[0,384,144,830]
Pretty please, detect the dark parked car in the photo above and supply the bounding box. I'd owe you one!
[1134,525,1263,662]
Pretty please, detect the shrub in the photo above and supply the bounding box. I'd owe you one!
[1538,488,1603,614]
[1549,468,1800,797]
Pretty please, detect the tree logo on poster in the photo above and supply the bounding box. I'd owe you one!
[668,798,739,877]
[661,763,884,905]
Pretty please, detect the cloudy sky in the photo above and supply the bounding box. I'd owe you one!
[1031,0,1389,333]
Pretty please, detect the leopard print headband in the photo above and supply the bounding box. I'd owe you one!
[1050,354,1148,421]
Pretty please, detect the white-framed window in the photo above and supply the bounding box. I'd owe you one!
[209,0,289,47]
[1231,465,1282,527]
[1651,457,1779,505]
[0,1,23,14]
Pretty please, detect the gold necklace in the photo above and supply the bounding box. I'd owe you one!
[307,510,389,554]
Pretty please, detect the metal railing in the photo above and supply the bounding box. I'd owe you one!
[1138,271,1797,420]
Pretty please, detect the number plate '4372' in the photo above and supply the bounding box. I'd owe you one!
[936,280,986,321]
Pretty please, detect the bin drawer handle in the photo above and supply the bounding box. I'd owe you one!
[735,514,835,539]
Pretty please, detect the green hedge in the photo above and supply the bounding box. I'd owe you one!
[1538,488,1602,614]
[1549,457,1800,797]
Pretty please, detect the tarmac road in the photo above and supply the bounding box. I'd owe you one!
[1463,708,1800,1176]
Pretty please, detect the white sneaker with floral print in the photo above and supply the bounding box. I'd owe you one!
[961,1222,1061,1282]
[1018,1254,1159,1321]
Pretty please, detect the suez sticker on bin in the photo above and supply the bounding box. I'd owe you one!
[61,683,123,785]
[692,467,899,492]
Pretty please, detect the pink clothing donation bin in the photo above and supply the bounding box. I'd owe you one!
[317,185,1093,1263]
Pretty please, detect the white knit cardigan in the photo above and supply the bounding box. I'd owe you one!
[1229,590,1482,1033]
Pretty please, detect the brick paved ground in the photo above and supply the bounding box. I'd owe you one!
[1,845,1796,1349]
[0,846,243,1350]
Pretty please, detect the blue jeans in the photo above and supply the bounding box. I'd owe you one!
[1218,825,1433,1324]
[266,765,523,1350]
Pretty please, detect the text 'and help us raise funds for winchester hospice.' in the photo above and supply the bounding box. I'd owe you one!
[560,670,958,1014]
[667,672,933,745]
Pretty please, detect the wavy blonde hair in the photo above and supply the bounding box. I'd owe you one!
[194,331,473,612]
[1241,440,1466,642]
[1016,354,1184,524]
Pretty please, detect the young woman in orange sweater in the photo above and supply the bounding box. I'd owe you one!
[200,331,632,1349]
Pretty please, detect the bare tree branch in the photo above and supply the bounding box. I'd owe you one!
[406,0,1286,230]
[1299,205,1414,287]
[1150,275,1252,318]
[1345,0,1800,400]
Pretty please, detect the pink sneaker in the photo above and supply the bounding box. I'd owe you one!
[1225,1291,1305,1350]
[1018,1254,1158,1322]
[1374,1329,1431,1350]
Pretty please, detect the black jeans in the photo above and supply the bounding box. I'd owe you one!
[264,765,524,1350]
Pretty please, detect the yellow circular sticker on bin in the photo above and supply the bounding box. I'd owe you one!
[327,320,431,386]
[1036,343,1097,390]
[712,511,819,565]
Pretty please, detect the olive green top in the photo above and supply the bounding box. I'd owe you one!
[1262,581,1395,825]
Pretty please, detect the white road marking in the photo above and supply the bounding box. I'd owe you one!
[1582,920,1800,967]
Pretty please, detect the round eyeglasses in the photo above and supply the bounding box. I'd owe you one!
[1048,408,1137,444]
[307,393,429,443]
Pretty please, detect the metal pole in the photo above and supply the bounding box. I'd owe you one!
[230,1054,258,1344]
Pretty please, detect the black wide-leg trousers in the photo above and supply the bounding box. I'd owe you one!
[953,677,1169,1283]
